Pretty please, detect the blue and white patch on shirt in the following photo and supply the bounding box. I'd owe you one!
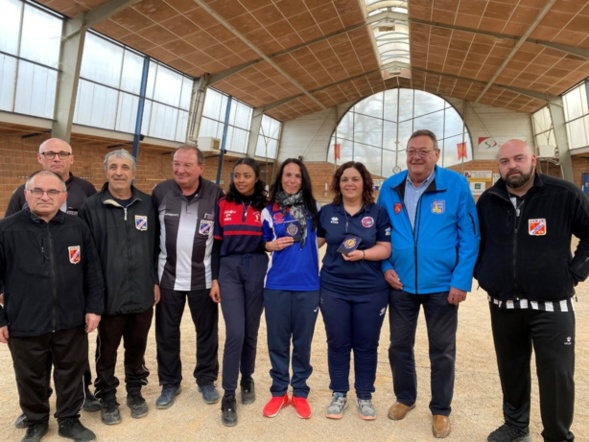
[135,215,148,231]
[199,219,213,235]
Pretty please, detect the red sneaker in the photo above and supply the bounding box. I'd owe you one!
[263,394,289,418]
[291,396,312,419]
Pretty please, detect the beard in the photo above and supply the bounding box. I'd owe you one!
[503,167,533,189]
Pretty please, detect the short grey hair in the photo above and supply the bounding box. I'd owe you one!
[26,170,66,191]
[38,138,72,154]
[407,129,440,152]
[103,149,136,171]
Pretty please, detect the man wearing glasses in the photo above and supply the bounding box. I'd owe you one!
[4,138,99,429]
[5,138,96,217]
[0,170,104,442]
[377,129,480,438]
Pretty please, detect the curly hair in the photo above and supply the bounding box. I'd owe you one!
[225,158,267,212]
[330,161,374,206]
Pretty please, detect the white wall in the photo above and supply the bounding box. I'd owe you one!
[447,97,533,160]
[278,103,352,162]
[279,96,533,162]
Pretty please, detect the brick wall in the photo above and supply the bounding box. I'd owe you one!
[0,134,174,215]
[3,132,586,218]
[571,156,589,187]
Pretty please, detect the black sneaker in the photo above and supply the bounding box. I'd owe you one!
[221,396,238,427]
[155,385,181,409]
[14,413,27,429]
[21,422,48,442]
[100,400,121,426]
[488,423,531,442]
[58,418,96,441]
[198,383,220,404]
[126,394,149,419]
[240,377,255,405]
[82,391,101,413]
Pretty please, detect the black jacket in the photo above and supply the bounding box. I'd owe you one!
[475,173,589,301]
[0,209,104,337]
[5,173,96,217]
[79,184,157,316]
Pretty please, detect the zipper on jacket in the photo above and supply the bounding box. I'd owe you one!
[242,202,249,222]
[103,196,141,313]
[46,226,57,332]
[512,201,524,296]
[412,198,422,292]
[41,236,47,263]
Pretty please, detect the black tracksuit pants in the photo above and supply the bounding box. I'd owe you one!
[489,303,575,442]
[94,309,153,401]
[9,326,87,424]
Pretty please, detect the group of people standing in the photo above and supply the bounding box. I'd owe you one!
[0,128,586,442]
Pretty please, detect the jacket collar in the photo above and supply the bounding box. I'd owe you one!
[389,165,446,199]
[488,172,543,200]
[99,182,142,207]
[170,177,208,201]
[27,208,66,224]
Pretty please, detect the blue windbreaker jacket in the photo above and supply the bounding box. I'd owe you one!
[377,166,480,294]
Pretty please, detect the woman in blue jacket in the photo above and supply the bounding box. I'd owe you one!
[261,158,320,419]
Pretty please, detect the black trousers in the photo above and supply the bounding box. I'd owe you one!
[389,290,457,415]
[44,353,93,396]
[489,303,575,442]
[219,254,267,396]
[94,309,153,401]
[156,288,218,387]
[9,326,87,424]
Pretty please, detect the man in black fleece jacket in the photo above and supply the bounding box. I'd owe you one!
[0,170,104,442]
[476,139,589,442]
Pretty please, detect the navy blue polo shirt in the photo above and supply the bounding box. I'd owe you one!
[317,203,391,294]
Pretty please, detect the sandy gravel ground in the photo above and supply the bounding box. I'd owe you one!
[1,280,587,442]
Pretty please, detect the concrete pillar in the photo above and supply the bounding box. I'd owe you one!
[547,97,573,182]
[52,17,85,142]
[187,74,210,142]
[247,108,263,157]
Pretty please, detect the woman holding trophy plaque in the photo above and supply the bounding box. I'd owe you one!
[316,161,391,421]
[261,158,321,420]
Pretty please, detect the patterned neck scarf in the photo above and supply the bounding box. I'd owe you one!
[276,190,307,247]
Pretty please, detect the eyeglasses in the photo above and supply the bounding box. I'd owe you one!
[406,149,433,158]
[26,188,65,198]
[40,151,72,160]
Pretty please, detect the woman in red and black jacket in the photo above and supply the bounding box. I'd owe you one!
[210,158,268,427]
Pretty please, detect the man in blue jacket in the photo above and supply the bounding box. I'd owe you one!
[378,129,480,438]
